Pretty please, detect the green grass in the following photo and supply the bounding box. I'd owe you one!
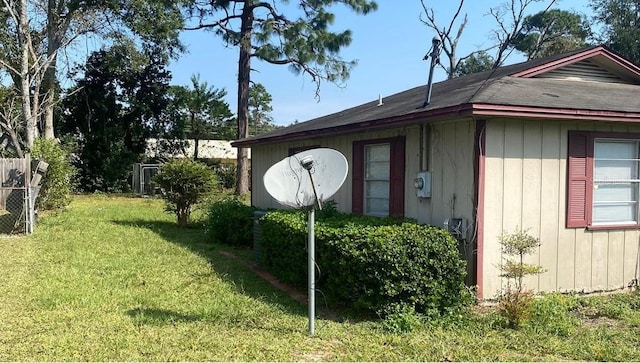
[1,194,640,361]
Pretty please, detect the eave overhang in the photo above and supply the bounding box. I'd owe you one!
[232,104,475,147]
[232,104,640,147]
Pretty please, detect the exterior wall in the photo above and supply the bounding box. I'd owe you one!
[482,118,640,298]
[250,127,416,213]
[250,119,476,232]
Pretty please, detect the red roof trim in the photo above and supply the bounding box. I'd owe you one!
[470,104,640,122]
[511,46,640,78]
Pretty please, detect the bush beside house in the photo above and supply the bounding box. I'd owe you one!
[258,209,471,317]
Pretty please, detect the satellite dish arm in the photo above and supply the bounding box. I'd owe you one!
[300,156,322,210]
[307,170,322,210]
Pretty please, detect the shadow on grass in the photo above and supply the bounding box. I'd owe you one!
[112,219,307,319]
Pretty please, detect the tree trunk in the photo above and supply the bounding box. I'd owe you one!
[177,209,190,228]
[18,0,37,148]
[44,0,59,140]
[234,2,253,196]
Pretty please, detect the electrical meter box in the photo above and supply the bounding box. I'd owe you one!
[414,171,432,198]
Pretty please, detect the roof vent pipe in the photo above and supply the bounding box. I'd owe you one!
[377,94,383,106]
[423,36,442,108]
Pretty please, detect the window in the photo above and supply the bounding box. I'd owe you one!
[364,144,390,216]
[593,140,639,225]
[567,131,640,229]
[352,137,405,217]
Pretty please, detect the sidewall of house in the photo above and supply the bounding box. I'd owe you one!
[251,120,475,227]
[250,126,420,213]
[250,118,478,283]
[482,118,640,298]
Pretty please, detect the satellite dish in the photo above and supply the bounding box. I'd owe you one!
[262,147,349,336]
[263,148,348,209]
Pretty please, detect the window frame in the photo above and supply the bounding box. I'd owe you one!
[363,143,391,217]
[567,131,640,230]
[352,136,405,217]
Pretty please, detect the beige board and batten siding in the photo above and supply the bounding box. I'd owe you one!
[424,119,476,235]
[250,120,476,233]
[251,126,418,212]
[482,118,640,298]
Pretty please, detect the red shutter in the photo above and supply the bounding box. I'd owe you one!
[352,141,364,215]
[566,131,591,228]
[389,136,405,217]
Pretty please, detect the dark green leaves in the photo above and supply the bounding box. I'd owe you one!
[590,0,640,64]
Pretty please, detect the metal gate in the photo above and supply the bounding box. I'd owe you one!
[132,163,160,196]
[0,155,47,235]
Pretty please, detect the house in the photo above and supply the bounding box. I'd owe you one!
[146,138,250,162]
[232,45,640,299]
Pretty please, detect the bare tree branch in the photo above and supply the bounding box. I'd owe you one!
[489,0,559,68]
[420,0,468,79]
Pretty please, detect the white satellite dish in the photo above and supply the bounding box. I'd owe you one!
[263,148,348,209]
[263,147,349,336]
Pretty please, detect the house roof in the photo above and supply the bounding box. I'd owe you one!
[233,45,640,147]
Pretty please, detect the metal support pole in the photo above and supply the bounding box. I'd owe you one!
[308,207,315,336]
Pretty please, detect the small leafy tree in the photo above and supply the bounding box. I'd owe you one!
[152,158,217,227]
[498,227,545,328]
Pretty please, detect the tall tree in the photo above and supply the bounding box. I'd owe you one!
[1,0,183,149]
[420,0,469,79]
[182,0,378,195]
[171,74,233,159]
[248,82,277,136]
[42,0,184,140]
[1,0,41,147]
[0,86,24,157]
[512,9,591,60]
[59,43,171,192]
[590,0,640,64]
[488,0,559,68]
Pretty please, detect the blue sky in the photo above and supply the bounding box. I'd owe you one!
[167,0,593,126]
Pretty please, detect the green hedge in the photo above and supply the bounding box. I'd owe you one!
[259,210,470,317]
[205,198,257,246]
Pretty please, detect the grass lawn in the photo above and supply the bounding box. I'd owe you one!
[1,194,640,361]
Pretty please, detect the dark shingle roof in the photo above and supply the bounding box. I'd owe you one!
[233,46,640,146]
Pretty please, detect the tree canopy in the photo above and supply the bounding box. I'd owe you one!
[170,74,234,159]
[248,83,278,137]
[59,43,172,192]
[182,0,378,195]
[590,0,640,64]
[512,9,591,60]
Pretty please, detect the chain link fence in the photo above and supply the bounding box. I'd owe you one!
[0,156,47,235]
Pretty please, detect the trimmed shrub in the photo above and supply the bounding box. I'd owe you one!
[152,158,217,227]
[205,197,256,246]
[497,228,545,328]
[31,138,75,210]
[259,210,470,317]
